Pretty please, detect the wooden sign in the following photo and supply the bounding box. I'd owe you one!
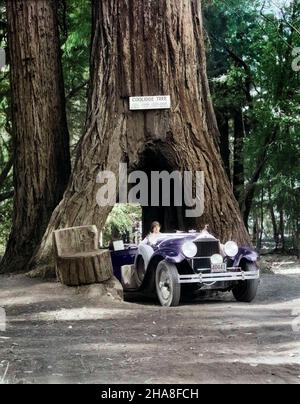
[129,95,171,111]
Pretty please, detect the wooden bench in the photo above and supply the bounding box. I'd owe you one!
[53,225,113,286]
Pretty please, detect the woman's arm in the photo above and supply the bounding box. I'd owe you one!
[140,235,150,245]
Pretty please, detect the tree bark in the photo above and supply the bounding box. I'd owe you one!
[270,205,279,250]
[279,208,286,252]
[217,111,231,182]
[252,217,258,247]
[258,189,264,250]
[56,251,113,287]
[0,0,71,273]
[294,224,300,260]
[31,0,250,272]
[268,185,279,250]
[233,109,245,205]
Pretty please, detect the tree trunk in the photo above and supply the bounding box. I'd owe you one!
[252,217,258,247]
[242,128,278,230]
[294,223,300,260]
[56,252,113,287]
[233,109,245,205]
[217,112,231,182]
[270,206,279,250]
[0,0,71,273]
[258,189,264,250]
[279,208,285,252]
[31,0,250,272]
[268,185,279,250]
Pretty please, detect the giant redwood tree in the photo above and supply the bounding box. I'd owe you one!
[0,0,71,273]
[32,0,250,272]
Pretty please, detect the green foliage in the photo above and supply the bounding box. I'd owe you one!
[205,0,300,245]
[0,198,12,254]
[103,204,142,246]
[62,0,91,147]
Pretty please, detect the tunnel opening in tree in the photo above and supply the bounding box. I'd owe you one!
[136,146,197,236]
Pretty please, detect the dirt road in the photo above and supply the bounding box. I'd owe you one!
[0,260,300,384]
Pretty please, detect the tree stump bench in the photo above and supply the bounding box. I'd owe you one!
[53,225,113,286]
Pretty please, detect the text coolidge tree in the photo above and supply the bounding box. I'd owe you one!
[32,0,250,272]
[0,0,71,273]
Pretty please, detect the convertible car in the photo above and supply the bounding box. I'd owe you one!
[110,231,260,307]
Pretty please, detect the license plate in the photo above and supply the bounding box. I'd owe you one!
[211,264,227,273]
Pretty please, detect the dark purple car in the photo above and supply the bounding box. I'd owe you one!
[110,231,260,307]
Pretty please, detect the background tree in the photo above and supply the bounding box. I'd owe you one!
[0,0,71,273]
[0,0,91,256]
[0,0,13,250]
[205,0,300,251]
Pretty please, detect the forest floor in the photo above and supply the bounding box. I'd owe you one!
[0,254,300,384]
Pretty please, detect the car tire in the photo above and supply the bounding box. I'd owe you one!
[232,262,259,303]
[155,261,181,307]
[134,255,146,288]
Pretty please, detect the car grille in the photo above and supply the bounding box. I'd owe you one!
[195,240,220,257]
[193,240,220,271]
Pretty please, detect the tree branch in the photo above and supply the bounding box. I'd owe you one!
[66,80,89,100]
[209,33,256,103]
[0,157,13,189]
[242,128,278,226]
[0,190,13,203]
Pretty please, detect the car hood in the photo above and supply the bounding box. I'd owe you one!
[153,233,218,249]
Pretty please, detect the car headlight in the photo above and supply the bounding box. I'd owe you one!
[211,254,224,265]
[182,242,197,258]
[224,241,239,257]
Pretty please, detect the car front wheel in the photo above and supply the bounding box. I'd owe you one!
[232,262,259,303]
[155,261,181,307]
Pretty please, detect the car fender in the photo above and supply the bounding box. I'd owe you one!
[233,247,259,267]
[137,250,184,292]
[151,249,186,265]
[135,244,155,270]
